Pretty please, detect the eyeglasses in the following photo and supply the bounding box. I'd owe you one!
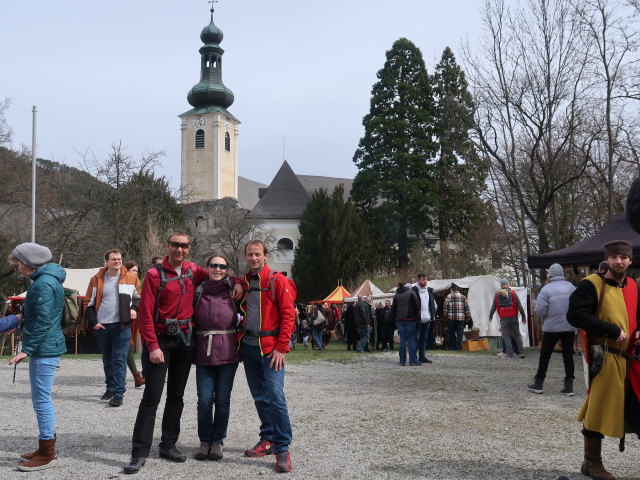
[208,263,228,270]
[168,241,191,249]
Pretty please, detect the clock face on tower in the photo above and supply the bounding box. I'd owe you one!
[194,116,206,128]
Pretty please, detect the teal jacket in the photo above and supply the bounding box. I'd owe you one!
[22,263,67,357]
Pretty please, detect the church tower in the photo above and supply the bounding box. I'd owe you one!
[180,7,239,203]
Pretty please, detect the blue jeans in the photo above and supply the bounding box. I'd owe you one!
[448,320,464,350]
[417,321,430,358]
[357,325,369,352]
[312,326,323,349]
[196,363,238,444]
[95,322,131,397]
[397,321,417,365]
[29,356,60,440]
[242,344,292,453]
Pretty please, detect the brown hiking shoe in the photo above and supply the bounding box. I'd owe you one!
[133,370,145,388]
[245,439,274,457]
[275,451,292,473]
[194,443,210,460]
[209,442,223,461]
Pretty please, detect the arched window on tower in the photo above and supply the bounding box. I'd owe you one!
[276,238,294,262]
[225,131,231,151]
[195,129,205,149]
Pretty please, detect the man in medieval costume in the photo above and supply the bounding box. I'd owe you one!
[567,240,640,480]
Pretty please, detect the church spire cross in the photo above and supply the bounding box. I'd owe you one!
[209,0,218,20]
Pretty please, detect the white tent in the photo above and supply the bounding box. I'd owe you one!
[10,267,102,299]
[345,275,529,347]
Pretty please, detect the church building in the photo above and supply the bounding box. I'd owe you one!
[180,9,352,276]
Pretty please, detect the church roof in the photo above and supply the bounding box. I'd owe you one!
[237,176,268,210]
[247,161,310,219]
[246,161,354,219]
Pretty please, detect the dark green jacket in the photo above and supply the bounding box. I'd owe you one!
[22,263,67,357]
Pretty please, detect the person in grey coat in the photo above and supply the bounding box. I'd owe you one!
[527,263,577,395]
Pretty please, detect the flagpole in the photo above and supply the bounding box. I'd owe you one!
[31,106,37,242]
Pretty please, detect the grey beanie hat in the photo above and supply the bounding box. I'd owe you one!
[11,242,52,268]
[547,263,564,278]
[499,278,509,286]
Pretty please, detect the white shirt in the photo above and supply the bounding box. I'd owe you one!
[415,284,432,323]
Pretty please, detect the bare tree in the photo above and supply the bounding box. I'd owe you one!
[465,0,592,275]
[0,98,13,146]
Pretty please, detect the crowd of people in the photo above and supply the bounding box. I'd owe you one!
[1,232,639,479]
[0,233,296,474]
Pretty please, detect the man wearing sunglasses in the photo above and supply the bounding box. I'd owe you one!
[124,230,242,474]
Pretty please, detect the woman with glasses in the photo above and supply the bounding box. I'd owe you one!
[7,242,66,471]
[193,254,240,461]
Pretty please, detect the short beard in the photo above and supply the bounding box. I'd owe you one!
[609,269,626,282]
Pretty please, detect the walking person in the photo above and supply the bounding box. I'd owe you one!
[527,263,577,395]
[124,261,145,388]
[193,254,240,461]
[8,243,66,472]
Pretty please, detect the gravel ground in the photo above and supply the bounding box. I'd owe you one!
[0,349,638,480]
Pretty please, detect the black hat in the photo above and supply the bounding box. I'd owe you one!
[604,240,633,259]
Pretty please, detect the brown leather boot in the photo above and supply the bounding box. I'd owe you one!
[581,437,616,480]
[21,433,55,460]
[17,437,57,471]
[133,370,145,388]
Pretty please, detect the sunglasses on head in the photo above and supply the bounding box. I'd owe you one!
[168,241,191,249]
[208,263,228,270]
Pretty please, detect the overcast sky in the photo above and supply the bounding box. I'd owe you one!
[2,1,484,190]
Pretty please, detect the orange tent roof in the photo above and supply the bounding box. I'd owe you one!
[313,285,351,304]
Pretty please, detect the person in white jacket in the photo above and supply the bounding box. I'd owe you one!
[527,263,577,395]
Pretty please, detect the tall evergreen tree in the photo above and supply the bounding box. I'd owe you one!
[292,185,385,302]
[432,47,488,274]
[351,38,437,268]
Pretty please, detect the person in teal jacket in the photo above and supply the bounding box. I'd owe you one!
[8,242,66,472]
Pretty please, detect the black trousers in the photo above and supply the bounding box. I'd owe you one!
[535,331,575,379]
[131,334,194,458]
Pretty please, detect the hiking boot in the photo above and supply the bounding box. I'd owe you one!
[561,377,574,397]
[245,438,274,457]
[101,390,114,401]
[194,443,210,460]
[123,457,146,474]
[582,437,616,480]
[527,376,544,394]
[109,395,123,407]
[133,370,145,388]
[17,438,57,472]
[209,441,223,461]
[275,451,292,472]
[159,446,187,463]
[419,356,432,363]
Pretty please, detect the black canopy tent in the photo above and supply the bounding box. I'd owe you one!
[527,213,640,269]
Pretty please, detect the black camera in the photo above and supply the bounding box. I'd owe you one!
[165,319,180,336]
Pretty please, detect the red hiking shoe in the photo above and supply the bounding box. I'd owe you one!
[244,439,274,457]
[275,451,292,473]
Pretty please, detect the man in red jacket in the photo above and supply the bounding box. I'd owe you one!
[124,230,241,474]
[238,240,295,473]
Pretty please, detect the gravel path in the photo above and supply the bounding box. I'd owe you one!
[0,350,637,479]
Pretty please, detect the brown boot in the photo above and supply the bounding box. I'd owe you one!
[133,370,145,388]
[581,437,616,480]
[21,433,55,460]
[17,437,57,471]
